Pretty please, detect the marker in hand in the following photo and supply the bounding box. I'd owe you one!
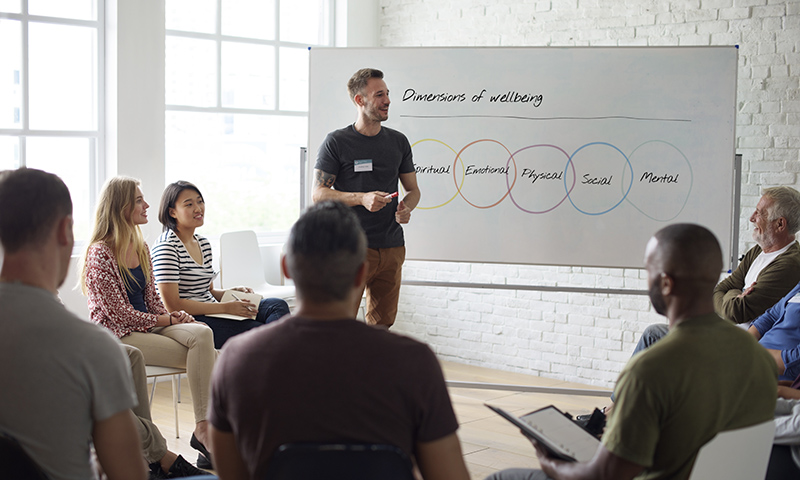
[385,191,399,199]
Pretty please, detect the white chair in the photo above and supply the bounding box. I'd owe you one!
[145,365,186,438]
[688,419,775,480]
[219,230,296,309]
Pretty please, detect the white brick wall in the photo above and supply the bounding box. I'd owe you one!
[380,0,800,388]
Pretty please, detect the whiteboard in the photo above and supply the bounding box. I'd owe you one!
[308,47,737,269]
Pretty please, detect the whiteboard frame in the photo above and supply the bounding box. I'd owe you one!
[307,46,740,273]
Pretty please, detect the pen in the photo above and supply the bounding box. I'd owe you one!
[385,191,398,199]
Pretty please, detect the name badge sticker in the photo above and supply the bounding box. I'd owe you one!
[788,292,800,304]
[354,159,373,173]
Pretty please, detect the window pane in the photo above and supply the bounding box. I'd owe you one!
[166,112,304,235]
[26,137,93,240]
[166,36,217,107]
[0,136,20,170]
[279,47,308,112]
[280,0,330,45]
[0,0,20,14]
[166,0,216,34]
[0,19,22,129]
[28,23,96,130]
[222,42,275,110]
[29,0,96,21]
[222,0,275,40]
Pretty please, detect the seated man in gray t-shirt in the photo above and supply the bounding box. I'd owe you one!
[0,168,145,480]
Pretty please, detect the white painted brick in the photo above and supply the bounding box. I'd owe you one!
[594,337,622,351]
[752,5,786,18]
[760,172,797,184]
[735,0,768,7]
[750,159,784,171]
[719,7,752,19]
[702,0,734,8]
[770,125,800,137]
[553,323,582,335]
[688,9,721,23]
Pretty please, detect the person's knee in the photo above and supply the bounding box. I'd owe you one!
[192,323,215,349]
[124,344,146,372]
[642,323,668,342]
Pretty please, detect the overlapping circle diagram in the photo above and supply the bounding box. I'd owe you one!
[411,138,693,221]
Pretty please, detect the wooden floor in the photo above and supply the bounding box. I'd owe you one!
[149,360,611,479]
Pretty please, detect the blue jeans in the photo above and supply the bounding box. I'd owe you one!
[632,323,669,356]
[197,297,290,349]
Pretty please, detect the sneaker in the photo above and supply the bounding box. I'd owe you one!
[168,454,211,478]
[148,462,168,480]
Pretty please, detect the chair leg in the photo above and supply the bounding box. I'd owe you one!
[171,374,180,438]
[177,374,181,403]
[149,377,157,405]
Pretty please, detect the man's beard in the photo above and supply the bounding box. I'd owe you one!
[648,280,667,316]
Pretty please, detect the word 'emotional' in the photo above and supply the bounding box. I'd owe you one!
[402,88,543,105]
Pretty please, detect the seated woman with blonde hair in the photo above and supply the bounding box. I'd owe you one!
[79,176,217,469]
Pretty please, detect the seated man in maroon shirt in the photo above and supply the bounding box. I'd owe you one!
[208,201,470,480]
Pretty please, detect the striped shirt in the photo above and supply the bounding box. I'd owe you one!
[151,230,216,303]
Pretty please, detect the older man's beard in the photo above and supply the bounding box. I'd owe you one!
[752,226,778,250]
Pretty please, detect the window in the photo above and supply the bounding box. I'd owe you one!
[0,0,103,240]
[165,0,333,237]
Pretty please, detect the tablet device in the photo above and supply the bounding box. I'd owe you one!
[486,404,600,463]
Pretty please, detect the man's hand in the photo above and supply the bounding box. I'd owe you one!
[737,282,757,298]
[362,191,391,212]
[531,439,564,478]
[778,385,800,399]
[396,200,411,224]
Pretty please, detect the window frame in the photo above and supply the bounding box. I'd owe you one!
[0,1,106,232]
[164,0,334,243]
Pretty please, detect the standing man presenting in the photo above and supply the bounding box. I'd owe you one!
[313,68,421,328]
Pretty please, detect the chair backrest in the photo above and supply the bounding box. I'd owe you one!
[264,443,415,480]
[219,230,267,289]
[688,420,775,480]
[0,431,50,480]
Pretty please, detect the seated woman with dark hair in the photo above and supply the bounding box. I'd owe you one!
[151,180,290,349]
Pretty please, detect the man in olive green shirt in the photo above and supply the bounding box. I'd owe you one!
[487,224,778,480]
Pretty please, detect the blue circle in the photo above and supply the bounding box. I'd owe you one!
[563,142,633,215]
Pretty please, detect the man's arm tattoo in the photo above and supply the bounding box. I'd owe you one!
[315,170,337,188]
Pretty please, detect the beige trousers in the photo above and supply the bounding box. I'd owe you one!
[124,344,168,464]
[121,323,216,424]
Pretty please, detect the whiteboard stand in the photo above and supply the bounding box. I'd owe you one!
[300,147,308,212]
[730,154,742,271]
[444,380,612,398]
[402,281,647,297]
